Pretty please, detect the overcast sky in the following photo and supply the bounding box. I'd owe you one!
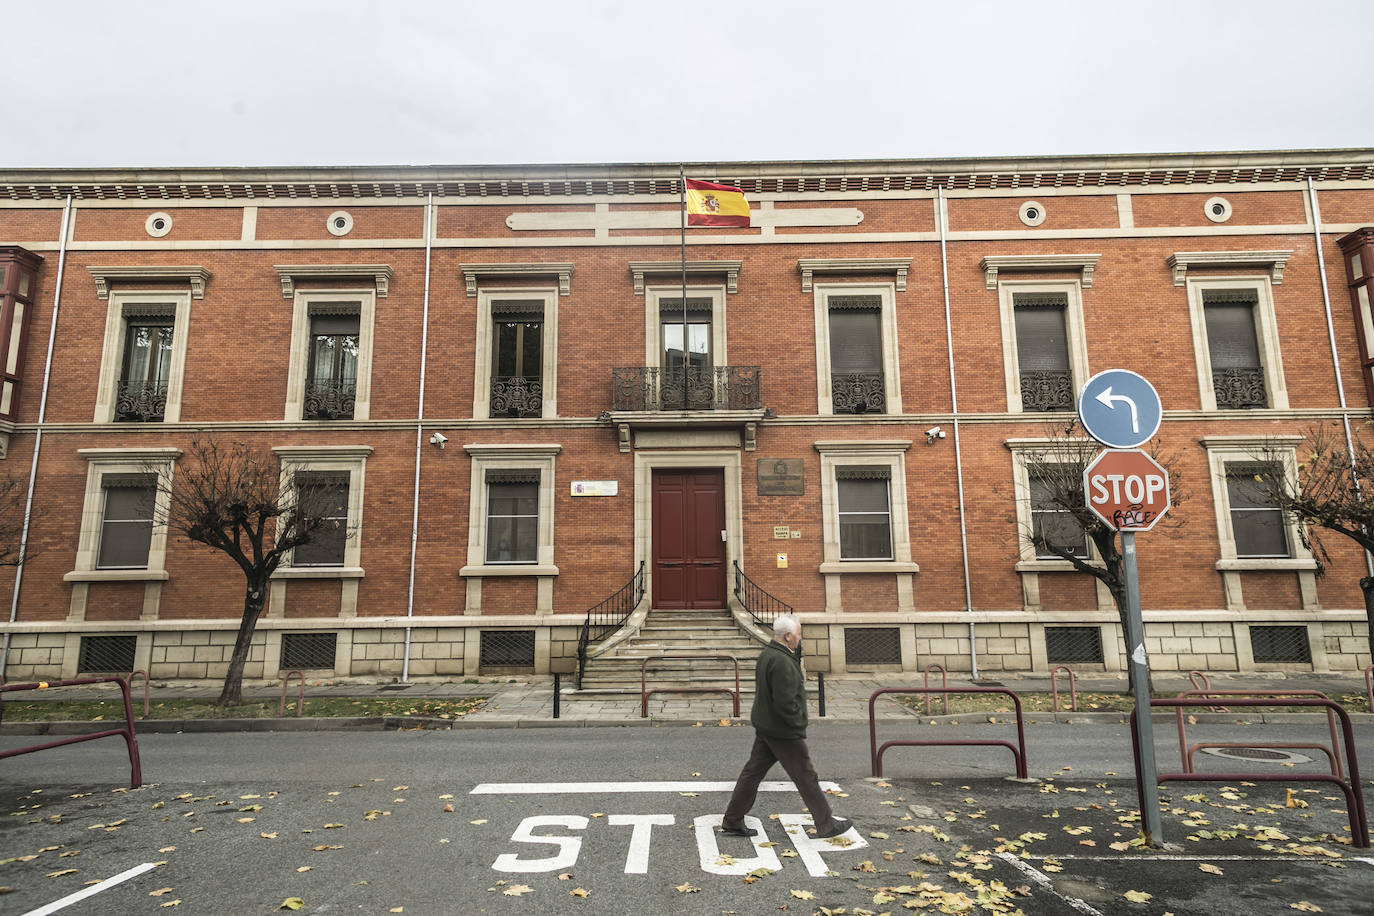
[10,0,1372,170]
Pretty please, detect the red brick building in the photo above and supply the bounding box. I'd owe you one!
[1,149,1372,685]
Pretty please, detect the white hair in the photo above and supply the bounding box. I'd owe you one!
[773,614,800,639]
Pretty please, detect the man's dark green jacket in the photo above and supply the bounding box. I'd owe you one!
[750,639,807,739]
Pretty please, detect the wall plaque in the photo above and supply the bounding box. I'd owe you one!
[757,458,804,495]
[571,480,618,497]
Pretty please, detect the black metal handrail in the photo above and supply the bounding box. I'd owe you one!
[611,366,762,411]
[733,560,792,629]
[575,561,645,688]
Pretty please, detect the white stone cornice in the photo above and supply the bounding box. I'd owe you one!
[87,265,209,299]
[460,262,573,297]
[797,257,911,292]
[628,260,742,294]
[273,264,393,298]
[979,253,1100,290]
[272,445,374,460]
[1166,250,1292,286]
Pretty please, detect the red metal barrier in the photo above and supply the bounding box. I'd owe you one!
[641,655,740,718]
[868,687,1028,779]
[1188,671,1229,712]
[128,669,150,718]
[1173,689,1344,778]
[0,676,143,788]
[279,670,306,717]
[1049,665,1077,712]
[922,664,949,716]
[1131,697,1368,849]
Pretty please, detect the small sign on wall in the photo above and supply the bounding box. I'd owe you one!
[776,553,788,568]
[571,480,618,497]
[773,526,790,539]
[757,458,804,495]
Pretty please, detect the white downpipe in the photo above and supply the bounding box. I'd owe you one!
[2,196,73,676]
[936,187,978,678]
[401,193,435,681]
[1308,177,1373,576]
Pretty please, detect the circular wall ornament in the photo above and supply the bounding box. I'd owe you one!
[145,212,173,238]
[1018,201,1046,227]
[327,211,354,236]
[1204,196,1232,223]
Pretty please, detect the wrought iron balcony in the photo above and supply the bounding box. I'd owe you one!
[1019,369,1074,411]
[831,372,885,414]
[304,376,357,420]
[113,379,168,422]
[490,375,543,418]
[611,365,761,411]
[1213,366,1267,409]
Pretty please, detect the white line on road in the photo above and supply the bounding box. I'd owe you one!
[470,780,841,794]
[995,852,1106,916]
[22,862,159,916]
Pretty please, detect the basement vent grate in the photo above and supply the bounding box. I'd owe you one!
[1045,627,1104,664]
[78,635,136,674]
[844,627,902,666]
[480,630,536,669]
[1249,626,1312,664]
[280,633,337,671]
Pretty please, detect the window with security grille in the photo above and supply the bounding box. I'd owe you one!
[1014,294,1073,411]
[1029,467,1088,559]
[844,627,902,665]
[480,630,536,668]
[116,306,173,422]
[1203,290,1267,409]
[78,635,136,673]
[828,296,885,414]
[292,472,349,566]
[280,632,338,670]
[1225,463,1290,558]
[96,474,156,569]
[486,470,539,564]
[304,306,359,420]
[1045,627,1104,664]
[1249,626,1312,663]
[490,300,544,418]
[836,467,893,560]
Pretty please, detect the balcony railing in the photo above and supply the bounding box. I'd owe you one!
[304,376,357,420]
[831,372,885,414]
[611,366,761,411]
[490,375,543,418]
[114,379,168,422]
[1019,369,1074,411]
[1213,366,1267,409]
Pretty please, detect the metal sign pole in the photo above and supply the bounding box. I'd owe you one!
[1121,530,1163,845]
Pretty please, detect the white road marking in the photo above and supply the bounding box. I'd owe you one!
[471,780,841,794]
[778,814,868,877]
[22,861,159,916]
[492,815,588,873]
[995,852,1106,916]
[607,814,675,874]
[693,815,781,875]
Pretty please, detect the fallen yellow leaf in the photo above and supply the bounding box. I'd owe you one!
[570,888,590,897]
[442,804,455,813]
[1289,904,1322,913]
[149,887,175,896]
[278,898,305,911]
[1199,863,1224,875]
[790,889,816,900]
[1124,890,1152,903]
[675,882,699,893]
[160,901,181,908]
[502,884,533,896]
[297,867,311,873]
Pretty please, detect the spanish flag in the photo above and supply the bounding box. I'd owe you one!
[685,178,751,227]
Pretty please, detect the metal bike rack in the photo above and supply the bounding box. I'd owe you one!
[868,687,1028,779]
[922,664,949,716]
[641,654,740,718]
[1187,670,1229,712]
[1132,697,1368,849]
[128,669,150,718]
[0,676,143,788]
[1049,665,1077,712]
[279,670,306,717]
[1173,689,1345,779]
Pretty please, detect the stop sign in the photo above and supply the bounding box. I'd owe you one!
[1083,449,1170,531]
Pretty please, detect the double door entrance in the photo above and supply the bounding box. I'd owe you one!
[651,469,726,609]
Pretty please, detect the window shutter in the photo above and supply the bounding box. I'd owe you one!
[828,309,882,373]
[492,299,545,323]
[1204,300,1261,368]
[1013,296,1070,372]
[485,469,541,485]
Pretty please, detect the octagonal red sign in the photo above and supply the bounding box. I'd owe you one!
[1083,449,1171,531]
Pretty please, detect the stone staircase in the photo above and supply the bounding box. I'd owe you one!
[576,607,764,695]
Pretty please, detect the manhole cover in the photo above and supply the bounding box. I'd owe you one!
[1198,746,1313,765]
[378,685,411,691]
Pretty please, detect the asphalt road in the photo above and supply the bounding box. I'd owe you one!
[2,721,1372,915]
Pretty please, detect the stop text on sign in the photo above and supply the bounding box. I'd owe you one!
[1082,448,1171,532]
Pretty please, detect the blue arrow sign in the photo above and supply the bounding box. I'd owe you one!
[1077,369,1163,449]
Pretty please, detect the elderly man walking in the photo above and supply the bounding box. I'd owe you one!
[720,613,852,839]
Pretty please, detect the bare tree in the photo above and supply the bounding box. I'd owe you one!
[0,469,36,568]
[1011,423,1188,691]
[154,439,347,706]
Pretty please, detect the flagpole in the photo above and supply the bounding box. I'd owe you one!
[679,164,688,410]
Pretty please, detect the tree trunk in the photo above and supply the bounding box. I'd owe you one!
[1361,576,1374,666]
[217,578,268,707]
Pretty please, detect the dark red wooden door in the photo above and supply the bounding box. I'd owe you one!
[651,469,727,609]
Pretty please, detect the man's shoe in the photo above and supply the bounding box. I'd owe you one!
[813,818,853,839]
[719,824,757,837]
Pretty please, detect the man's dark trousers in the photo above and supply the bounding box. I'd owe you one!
[722,733,835,831]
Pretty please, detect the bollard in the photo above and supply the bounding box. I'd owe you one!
[817,672,826,718]
[553,673,561,719]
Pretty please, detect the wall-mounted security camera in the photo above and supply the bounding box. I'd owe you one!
[428,431,448,449]
[925,426,946,444]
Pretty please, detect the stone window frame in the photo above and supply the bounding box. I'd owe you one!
[271,445,371,579]
[65,447,181,584]
[284,288,377,421]
[472,286,559,420]
[644,284,728,371]
[1005,439,1103,573]
[1201,435,1317,612]
[460,443,561,615]
[811,281,902,415]
[93,289,193,423]
[1185,275,1289,411]
[997,277,1090,414]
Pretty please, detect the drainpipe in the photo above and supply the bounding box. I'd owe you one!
[2,195,72,676]
[1308,177,1373,577]
[936,187,978,678]
[401,193,435,681]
